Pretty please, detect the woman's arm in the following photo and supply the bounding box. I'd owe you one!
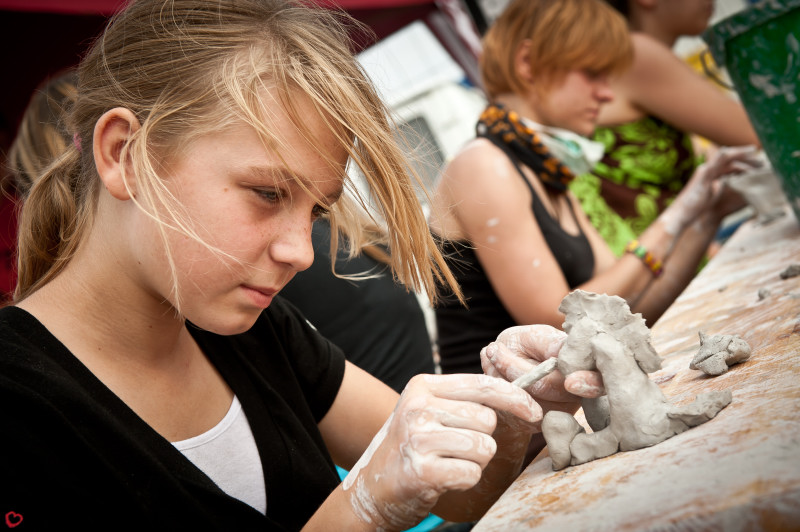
[609,147,754,323]
[631,177,748,324]
[628,211,720,325]
[438,140,760,329]
[438,140,669,328]
[614,33,759,147]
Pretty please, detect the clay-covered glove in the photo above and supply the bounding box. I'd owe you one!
[481,325,605,417]
[665,145,762,230]
[342,373,541,531]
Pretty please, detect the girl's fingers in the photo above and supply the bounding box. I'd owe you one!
[408,373,542,424]
[407,427,498,469]
[564,370,605,398]
[399,396,498,434]
[412,457,484,492]
[494,324,566,360]
[484,341,585,403]
[481,341,537,383]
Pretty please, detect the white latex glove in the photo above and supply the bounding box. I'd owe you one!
[342,373,541,530]
[662,145,763,233]
[481,325,605,416]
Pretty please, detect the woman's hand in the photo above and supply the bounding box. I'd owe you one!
[664,145,762,232]
[481,325,604,417]
[341,373,541,530]
[710,181,748,221]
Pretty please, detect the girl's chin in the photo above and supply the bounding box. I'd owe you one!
[187,312,261,337]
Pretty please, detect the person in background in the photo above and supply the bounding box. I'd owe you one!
[429,0,760,376]
[280,216,436,394]
[1,1,600,529]
[570,0,760,255]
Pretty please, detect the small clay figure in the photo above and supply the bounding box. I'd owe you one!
[542,290,733,470]
[690,331,751,376]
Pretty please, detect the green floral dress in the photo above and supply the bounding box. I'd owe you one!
[570,115,700,256]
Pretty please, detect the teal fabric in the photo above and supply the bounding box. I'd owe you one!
[336,466,445,531]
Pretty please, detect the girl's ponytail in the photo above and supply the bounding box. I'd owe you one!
[14,145,90,300]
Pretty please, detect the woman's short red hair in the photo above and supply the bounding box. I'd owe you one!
[480,0,633,99]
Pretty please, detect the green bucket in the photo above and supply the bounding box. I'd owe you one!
[703,0,800,223]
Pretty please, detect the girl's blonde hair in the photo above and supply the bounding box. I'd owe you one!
[15,0,460,307]
[480,0,633,100]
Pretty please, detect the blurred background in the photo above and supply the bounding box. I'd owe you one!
[0,0,756,193]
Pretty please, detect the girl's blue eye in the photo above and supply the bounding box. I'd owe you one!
[254,187,329,219]
[312,204,330,218]
[256,188,281,202]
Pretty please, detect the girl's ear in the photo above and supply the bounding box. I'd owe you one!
[514,39,535,86]
[93,107,141,200]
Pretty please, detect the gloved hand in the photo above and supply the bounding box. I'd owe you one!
[342,373,542,530]
[481,324,605,417]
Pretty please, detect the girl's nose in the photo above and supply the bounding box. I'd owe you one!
[595,78,614,103]
[269,218,315,272]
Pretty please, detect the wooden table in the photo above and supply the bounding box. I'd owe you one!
[474,207,800,531]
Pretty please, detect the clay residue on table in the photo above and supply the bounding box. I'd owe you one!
[690,331,752,375]
[779,263,800,279]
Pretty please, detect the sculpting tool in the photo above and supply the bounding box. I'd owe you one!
[511,357,558,388]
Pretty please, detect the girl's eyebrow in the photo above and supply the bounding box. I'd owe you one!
[322,185,344,205]
[243,165,345,204]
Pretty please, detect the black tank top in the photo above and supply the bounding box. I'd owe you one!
[435,138,594,374]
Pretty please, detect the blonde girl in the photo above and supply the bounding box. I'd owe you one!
[1,0,598,529]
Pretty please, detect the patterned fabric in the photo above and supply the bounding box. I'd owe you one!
[477,103,574,192]
[571,115,699,255]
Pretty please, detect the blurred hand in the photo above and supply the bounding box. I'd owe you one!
[710,181,748,220]
[674,145,762,223]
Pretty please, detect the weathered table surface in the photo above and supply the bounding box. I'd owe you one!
[473,207,800,531]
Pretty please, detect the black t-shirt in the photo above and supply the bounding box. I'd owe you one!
[281,219,434,392]
[0,298,345,531]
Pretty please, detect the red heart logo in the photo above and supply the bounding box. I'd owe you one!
[4,511,23,528]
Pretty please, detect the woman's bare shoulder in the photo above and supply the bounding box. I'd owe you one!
[447,138,511,178]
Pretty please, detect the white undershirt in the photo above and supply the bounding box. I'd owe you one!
[172,396,267,514]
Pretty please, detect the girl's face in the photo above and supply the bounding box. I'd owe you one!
[531,70,614,136]
[137,97,347,335]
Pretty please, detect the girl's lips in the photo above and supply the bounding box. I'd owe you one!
[242,285,277,309]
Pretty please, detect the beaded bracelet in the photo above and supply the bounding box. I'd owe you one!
[625,239,663,277]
